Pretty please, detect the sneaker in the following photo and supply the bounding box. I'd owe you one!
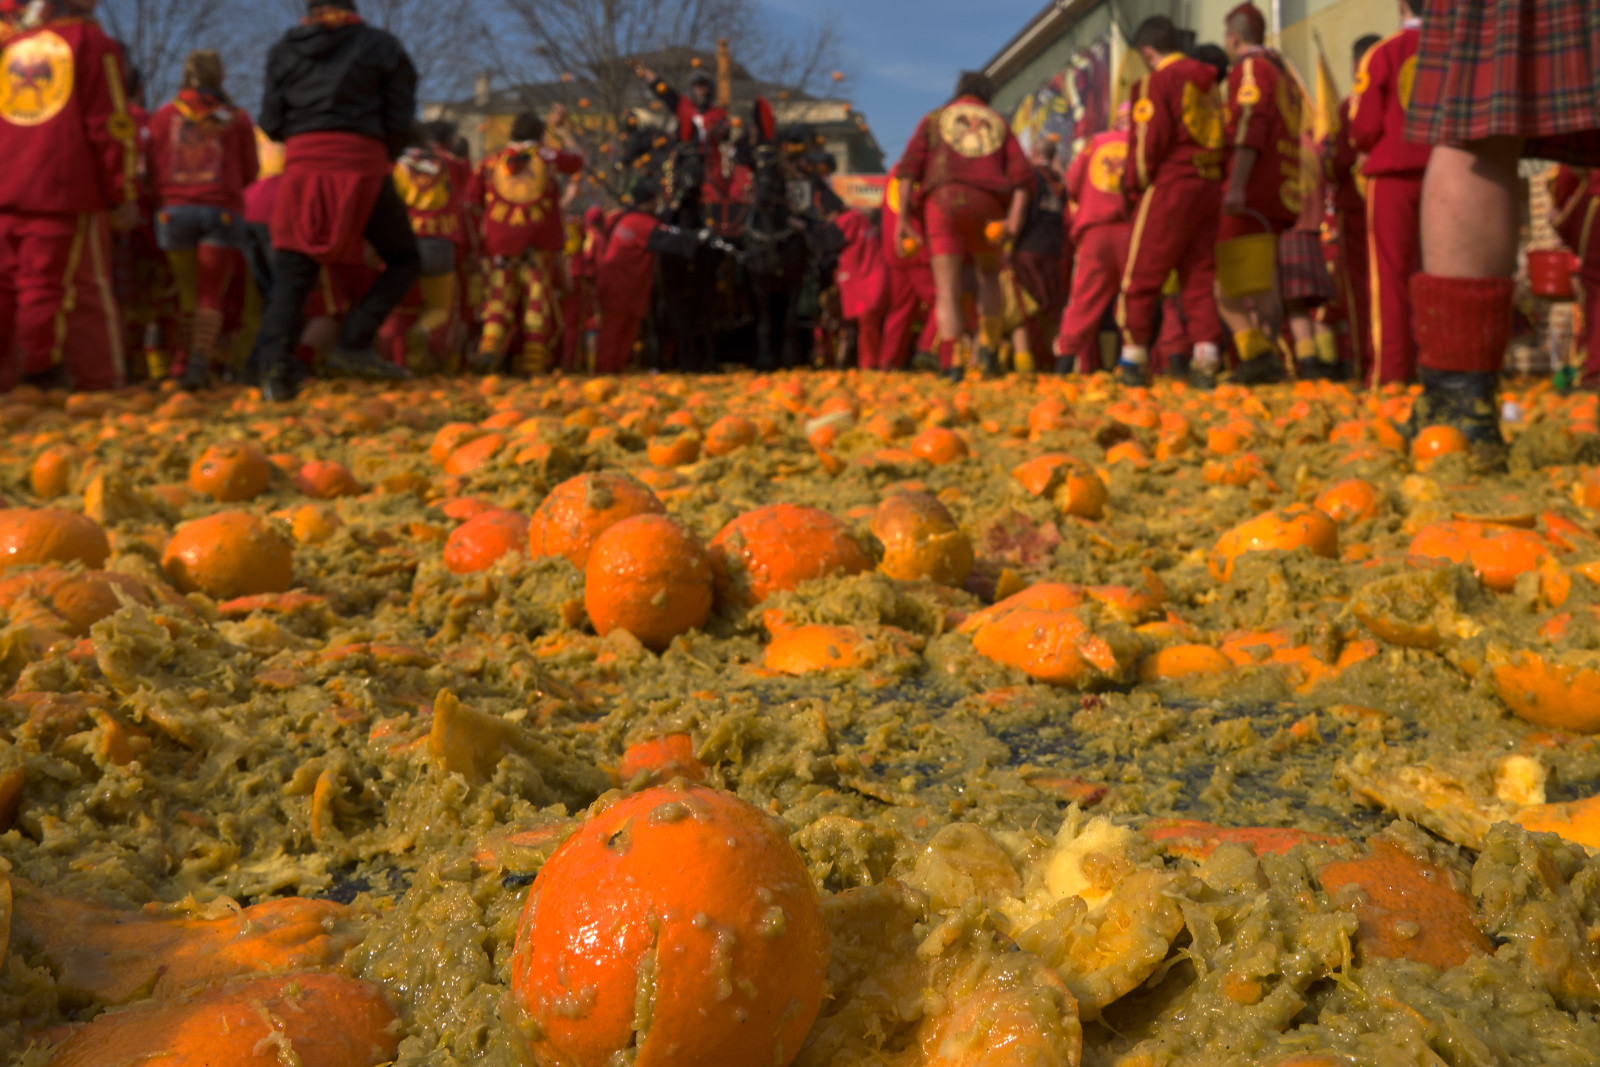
[910,350,941,373]
[180,358,211,391]
[1295,358,1325,381]
[327,347,411,381]
[1165,353,1191,380]
[1116,360,1148,387]
[1229,356,1286,386]
[945,364,966,383]
[1188,365,1218,391]
[1053,356,1076,376]
[975,346,1001,379]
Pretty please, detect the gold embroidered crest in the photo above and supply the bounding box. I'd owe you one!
[938,102,1004,159]
[1089,140,1128,193]
[1181,83,1223,149]
[0,30,74,127]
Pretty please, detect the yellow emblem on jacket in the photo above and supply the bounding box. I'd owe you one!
[939,102,1004,159]
[1182,83,1223,149]
[1089,140,1128,194]
[491,147,551,206]
[0,30,74,128]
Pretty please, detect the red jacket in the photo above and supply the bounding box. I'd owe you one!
[147,93,258,213]
[597,210,663,319]
[1552,166,1600,259]
[469,141,584,258]
[394,149,469,248]
[894,95,1031,198]
[1349,24,1431,177]
[1321,97,1365,219]
[1125,54,1225,193]
[649,78,728,143]
[1225,48,1303,225]
[1065,130,1130,241]
[0,16,139,214]
[835,210,887,320]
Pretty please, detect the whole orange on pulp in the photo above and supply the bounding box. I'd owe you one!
[510,784,828,1067]
[444,510,529,575]
[529,471,665,569]
[162,511,293,599]
[188,441,274,502]
[710,503,870,606]
[585,514,712,651]
[0,508,110,571]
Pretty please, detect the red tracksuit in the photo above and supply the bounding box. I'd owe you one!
[0,14,138,390]
[1322,96,1371,377]
[835,209,888,369]
[560,208,606,372]
[879,188,935,369]
[1552,167,1600,384]
[147,91,258,368]
[469,140,584,372]
[1349,21,1430,384]
[1221,48,1303,240]
[1118,53,1226,350]
[595,210,662,374]
[1058,130,1132,372]
[894,95,1031,262]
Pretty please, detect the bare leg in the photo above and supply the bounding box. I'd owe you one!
[930,254,966,342]
[1420,138,1524,278]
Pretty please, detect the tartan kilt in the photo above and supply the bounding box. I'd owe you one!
[1277,229,1335,306]
[1405,0,1600,165]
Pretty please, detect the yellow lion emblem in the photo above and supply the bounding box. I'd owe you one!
[492,149,550,206]
[0,30,74,128]
[1089,141,1128,194]
[1182,83,1223,150]
[939,102,1004,159]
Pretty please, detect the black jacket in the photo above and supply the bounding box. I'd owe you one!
[260,21,417,160]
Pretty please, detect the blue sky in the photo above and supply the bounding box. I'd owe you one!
[764,0,1047,166]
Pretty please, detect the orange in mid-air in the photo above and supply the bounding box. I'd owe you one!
[584,514,713,652]
[162,511,294,599]
[511,785,828,1067]
[528,471,666,569]
[710,503,871,606]
[188,441,275,502]
[0,508,111,572]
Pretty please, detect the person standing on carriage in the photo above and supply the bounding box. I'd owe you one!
[635,63,728,145]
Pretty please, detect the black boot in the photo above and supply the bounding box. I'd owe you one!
[327,347,411,381]
[975,345,1001,379]
[180,357,211,391]
[1409,368,1505,469]
[1230,354,1286,386]
[1116,360,1148,387]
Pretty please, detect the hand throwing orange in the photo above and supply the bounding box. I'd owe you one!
[511,784,828,1067]
[585,514,713,651]
[529,471,665,568]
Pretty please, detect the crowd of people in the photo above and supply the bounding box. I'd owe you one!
[1,0,1598,451]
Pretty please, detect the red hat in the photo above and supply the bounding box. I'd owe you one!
[1228,2,1267,42]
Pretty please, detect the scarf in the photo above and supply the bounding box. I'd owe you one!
[302,5,362,29]
[175,87,229,121]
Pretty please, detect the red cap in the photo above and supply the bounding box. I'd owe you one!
[1228,2,1267,42]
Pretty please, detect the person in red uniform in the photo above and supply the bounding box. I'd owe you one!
[1348,1,1428,385]
[1406,0,1600,452]
[147,50,258,388]
[0,0,137,392]
[1117,17,1228,387]
[1321,34,1380,382]
[1056,110,1132,375]
[1550,166,1600,386]
[255,0,419,400]
[635,64,728,145]
[593,179,704,375]
[558,206,606,372]
[468,108,583,376]
[1216,3,1302,385]
[879,177,935,371]
[832,207,888,370]
[892,71,1032,378]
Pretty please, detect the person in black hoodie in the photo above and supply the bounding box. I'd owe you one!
[255,0,419,400]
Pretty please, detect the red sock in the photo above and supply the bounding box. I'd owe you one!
[937,338,955,369]
[1411,273,1515,374]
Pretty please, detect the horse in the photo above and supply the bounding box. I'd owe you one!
[655,141,724,374]
[739,145,810,371]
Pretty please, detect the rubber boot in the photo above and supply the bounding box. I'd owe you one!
[1410,273,1515,469]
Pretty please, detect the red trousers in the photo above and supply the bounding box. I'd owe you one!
[880,265,935,370]
[1572,216,1600,383]
[1333,210,1372,380]
[479,252,562,374]
[1118,180,1223,349]
[561,278,594,371]
[0,211,123,391]
[1058,223,1130,372]
[1366,174,1423,384]
[854,305,885,370]
[596,310,641,375]
[1013,249,1066,359]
